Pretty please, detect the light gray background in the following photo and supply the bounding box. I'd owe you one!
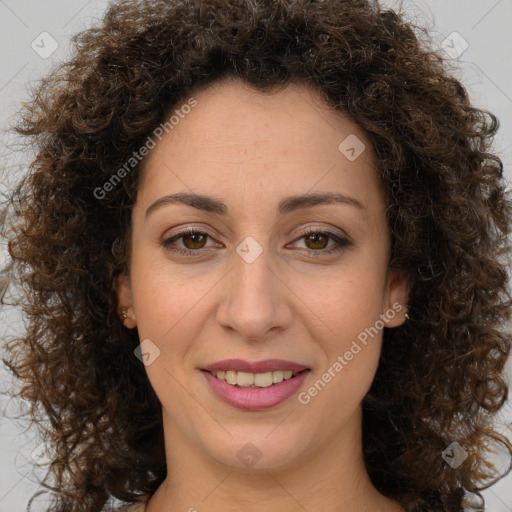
[0,0,511,510]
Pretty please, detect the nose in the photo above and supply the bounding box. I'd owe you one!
[215,245,293,342]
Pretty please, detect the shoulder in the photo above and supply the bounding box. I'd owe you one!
[111,503,146,512]
[118,504,146,512]
[104,497,148,512]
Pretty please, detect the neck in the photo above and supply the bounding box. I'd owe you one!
[146,407,403,512]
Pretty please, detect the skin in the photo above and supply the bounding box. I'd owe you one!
[116,78,409,512]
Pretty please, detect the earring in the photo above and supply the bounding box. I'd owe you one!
[120,306,137,328]
[404,305,410,320]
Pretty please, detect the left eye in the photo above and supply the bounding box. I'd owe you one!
[287,230,351,255]
[294,232,337,250]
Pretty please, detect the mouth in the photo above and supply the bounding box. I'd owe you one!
[201,369,308,389]
[200,366,312,411]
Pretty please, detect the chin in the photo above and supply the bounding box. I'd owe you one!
[205,434,306,472]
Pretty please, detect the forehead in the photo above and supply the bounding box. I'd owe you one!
[136,78,383,212]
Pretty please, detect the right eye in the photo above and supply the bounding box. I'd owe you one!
[160,229,222,256]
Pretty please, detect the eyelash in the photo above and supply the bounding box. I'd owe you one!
[159,228,351,257]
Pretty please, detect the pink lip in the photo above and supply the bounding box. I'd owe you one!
[202,358,309,374]
[201,369,311,411]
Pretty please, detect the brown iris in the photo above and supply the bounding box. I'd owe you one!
[304,233,329,250]
[182,232,207,249]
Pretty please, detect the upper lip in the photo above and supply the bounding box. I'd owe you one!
[202,359,310,374]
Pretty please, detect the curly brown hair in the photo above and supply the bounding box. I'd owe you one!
[2,0,512,510]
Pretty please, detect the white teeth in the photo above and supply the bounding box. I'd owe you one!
[254,372,273,387]
[272,370,284,383]
[225,371,237,385]
[237,371,255,387]
[211,369,300,387]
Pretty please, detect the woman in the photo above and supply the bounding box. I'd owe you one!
[2,0,511,511]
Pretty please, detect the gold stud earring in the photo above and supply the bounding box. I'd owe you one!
[120,306,137,329]
[404,306,410,320]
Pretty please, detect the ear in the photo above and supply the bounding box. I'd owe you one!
[114,273,137,329]
[383,269,410,328]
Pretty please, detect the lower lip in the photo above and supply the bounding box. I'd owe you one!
[201,370,310,411]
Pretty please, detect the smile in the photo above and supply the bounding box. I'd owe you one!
[207,369,303,388]
[201,368,311,411]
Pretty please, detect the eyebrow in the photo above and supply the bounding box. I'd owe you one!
[145,191,364,218]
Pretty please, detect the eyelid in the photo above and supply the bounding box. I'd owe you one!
[160,224,224,243]
[291,223,352,243]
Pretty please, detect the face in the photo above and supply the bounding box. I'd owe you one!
[116,79,409,473]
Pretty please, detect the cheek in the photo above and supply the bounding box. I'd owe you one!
[129,243,216,336]
[293,265,388,345]
[298,316,383,428]
[129,269,209,407]
[132,275,206,349]
[292,265,387,403]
